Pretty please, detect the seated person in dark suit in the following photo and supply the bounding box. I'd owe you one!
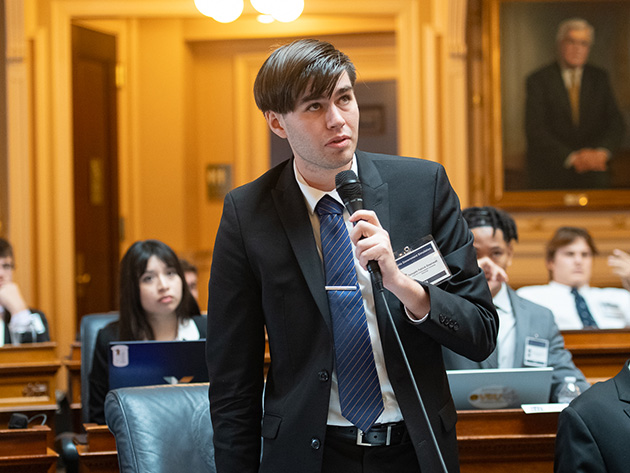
[88,239,206,424]
[0,238,50,345]
[442,207,589,402]
[554,359,630,473]
[525,18,625,190]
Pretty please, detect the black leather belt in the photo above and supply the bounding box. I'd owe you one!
[326,422,408,447]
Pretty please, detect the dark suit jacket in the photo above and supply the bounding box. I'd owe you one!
[206,151,498,473]
[2,309,50,345]
[88,316,207,424]
[525,62,625,189]
[554,359,630,473]
[443,287,589,402]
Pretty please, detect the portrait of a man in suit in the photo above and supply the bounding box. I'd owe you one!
[525,17,625,190]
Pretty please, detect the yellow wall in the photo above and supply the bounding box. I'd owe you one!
[3,0,628,396]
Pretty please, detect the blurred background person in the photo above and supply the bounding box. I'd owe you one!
[180,258,199,302]
[525,17,625,190]
[88,239,205,424]
[0,238,49,345]
[517,227,630,330]
[442,207,589,401]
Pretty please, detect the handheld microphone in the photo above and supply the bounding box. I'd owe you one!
[335,170,383,292]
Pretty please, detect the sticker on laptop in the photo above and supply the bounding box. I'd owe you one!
[111,344,130,368]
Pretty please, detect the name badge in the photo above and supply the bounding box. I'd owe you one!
[395,235,452,285]
[524,337,549,367]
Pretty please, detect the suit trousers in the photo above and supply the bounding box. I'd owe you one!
[322,433,421,473]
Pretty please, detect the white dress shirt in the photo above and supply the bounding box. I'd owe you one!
[493,283,516,368]
[517,281,630,330]
[294,157,404,426]
[0,306,46,347]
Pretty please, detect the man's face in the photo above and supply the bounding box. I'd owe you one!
[0,256,14,285]
[471,227,513,271]
[471,226,513,296]
[265,71,359,189]
[547,237,593,288]
[559,28,592,69]
[185,271,199,302]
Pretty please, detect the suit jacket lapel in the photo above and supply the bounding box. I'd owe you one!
[551,63,574,126]
[355,152,392,338]
[356,151,389,232]
[614,360,630,421]
[271,160,331,329]
[508,288,527,367]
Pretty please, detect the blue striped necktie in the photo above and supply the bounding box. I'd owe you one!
[571,287,598,329]
[316,195,384,433]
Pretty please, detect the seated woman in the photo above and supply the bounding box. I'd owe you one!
[88,240,205,424]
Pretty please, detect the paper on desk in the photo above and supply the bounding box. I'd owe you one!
[521,403,568,414]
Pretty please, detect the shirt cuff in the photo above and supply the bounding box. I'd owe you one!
[8,310,46,334]
[405,306,429,324]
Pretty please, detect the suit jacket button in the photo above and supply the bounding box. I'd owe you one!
[439,314,446,323]
[311,438,321,450]
[318,370,329,382]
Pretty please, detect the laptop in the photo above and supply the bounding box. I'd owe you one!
[446,367,553,410]
[108,339,208,390]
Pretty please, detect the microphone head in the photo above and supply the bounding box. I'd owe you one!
[335,170,364,214]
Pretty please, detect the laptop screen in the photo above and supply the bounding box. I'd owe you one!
[108,339,208,390]
[446,367,553,410]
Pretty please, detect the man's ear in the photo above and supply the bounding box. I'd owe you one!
[264,111,288,139]
[506,241,514,267]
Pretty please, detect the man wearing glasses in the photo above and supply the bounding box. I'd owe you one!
[0,238,49,345]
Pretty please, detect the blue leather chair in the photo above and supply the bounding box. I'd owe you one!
[56,312,118,472]
[79,312,119,423]
[105,383,216,473]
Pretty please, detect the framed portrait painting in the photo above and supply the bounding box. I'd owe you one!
[484,0,630,209]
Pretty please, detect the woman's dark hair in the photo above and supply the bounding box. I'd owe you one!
[253,38,356,114]
[118,240,200,340]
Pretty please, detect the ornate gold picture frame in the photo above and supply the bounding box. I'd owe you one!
[483,0,630,209]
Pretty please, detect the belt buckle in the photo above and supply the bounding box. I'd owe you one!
[355,425,392,447]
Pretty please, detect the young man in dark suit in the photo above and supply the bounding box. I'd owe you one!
[555,359,630,472]
[206,39,498,473]
[525,18,625,190]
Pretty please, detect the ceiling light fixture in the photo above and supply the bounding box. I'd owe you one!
[195,0,304,23]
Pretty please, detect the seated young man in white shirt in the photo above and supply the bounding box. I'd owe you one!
[0,238,49,345]
[517,227,630,330]
[443,207,589,402]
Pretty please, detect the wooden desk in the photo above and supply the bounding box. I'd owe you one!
[562,329,630,383]
[0,342,62,407]
[76,423,118,473]
[63,341,83,430]
[457,408,559,472]
[74,409,558,473]
[0,425,58,473]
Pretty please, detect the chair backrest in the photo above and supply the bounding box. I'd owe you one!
[105,383,216,473]
[80,312,119,423]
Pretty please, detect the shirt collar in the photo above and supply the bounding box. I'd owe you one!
[293,155,358,215]
[549,280,590,292]
[493,282,511,313]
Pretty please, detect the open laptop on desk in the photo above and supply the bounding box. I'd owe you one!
[109,340,208,390]
[446,367,553,410]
